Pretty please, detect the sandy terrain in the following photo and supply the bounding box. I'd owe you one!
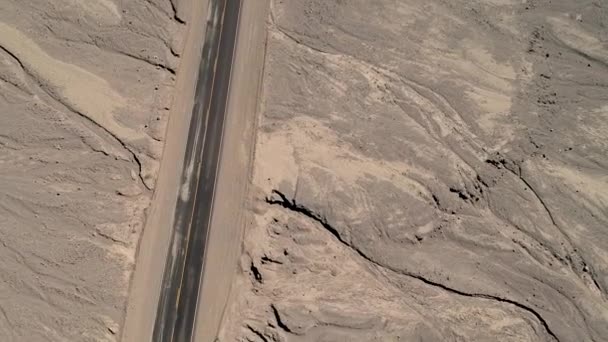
[219,0,608,341]
[0,0,185,340]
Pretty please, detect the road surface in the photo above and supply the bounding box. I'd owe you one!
[152,0,241,341]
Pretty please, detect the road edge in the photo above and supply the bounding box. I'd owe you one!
[120,1,209,340]
[192,1,270,341]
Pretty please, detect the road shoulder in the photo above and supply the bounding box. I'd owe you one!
[193,1,270,341]
[120,1,209,341]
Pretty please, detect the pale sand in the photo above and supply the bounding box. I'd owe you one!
[218,1,608,341]
[0,0,185,340]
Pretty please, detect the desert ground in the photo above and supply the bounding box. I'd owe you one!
[218,0,608,341]
[1,0,607,341]
[0,0,186,340]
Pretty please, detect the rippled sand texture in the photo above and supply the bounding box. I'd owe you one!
[0,0,184,340]
[221,1,608,341]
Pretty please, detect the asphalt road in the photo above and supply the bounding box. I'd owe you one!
[152,0,242,341]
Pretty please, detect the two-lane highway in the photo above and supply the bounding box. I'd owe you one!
[152,0,242,341]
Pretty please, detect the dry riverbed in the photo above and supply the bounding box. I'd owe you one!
[0,0,185,340]
[219,0,608,341]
